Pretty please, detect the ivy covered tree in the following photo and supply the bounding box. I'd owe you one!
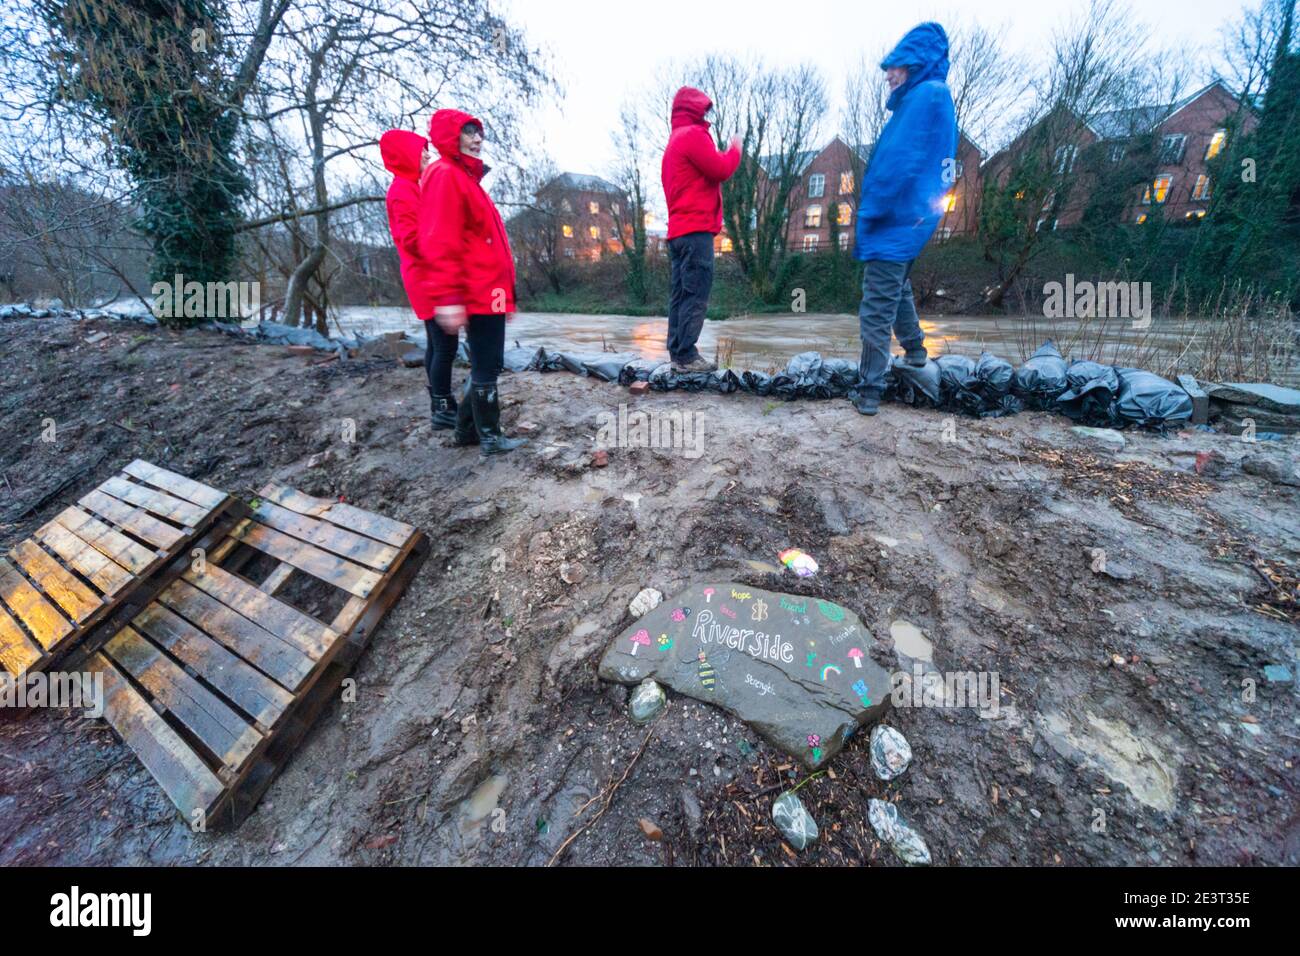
[37,0,289,320]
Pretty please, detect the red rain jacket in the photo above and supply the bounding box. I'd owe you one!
[660,87,741,240]
[379,129,435,319]
[416,109,516,316]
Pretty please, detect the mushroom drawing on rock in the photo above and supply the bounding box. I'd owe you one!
[703,587,715,603]
[630,629,651,656]
[848,648,864,669]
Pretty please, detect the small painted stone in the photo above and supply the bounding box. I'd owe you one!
[629,679,666,724]
[772,791,819,851]
[870,725,913,781]
[629,588,664,617]
[868,799,931,865]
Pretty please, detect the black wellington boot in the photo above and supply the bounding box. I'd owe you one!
[453,379,478,446]
[428,386,457,430]
[469,383,528,457]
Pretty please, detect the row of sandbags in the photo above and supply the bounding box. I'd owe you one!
[501,340,1195,429]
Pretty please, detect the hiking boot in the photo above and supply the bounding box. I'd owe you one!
[469,383,528,457]
[854,388,882,416]
[671,356,717,374]
[428,387,457,430]
[452,380,478,446]
[903,346,928,368]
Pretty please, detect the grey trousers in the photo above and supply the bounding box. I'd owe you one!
[667,231,715,364]
[857,258,925,393]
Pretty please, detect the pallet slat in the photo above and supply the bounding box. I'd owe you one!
[99,475,208,528]
[34,520,134,596]
[227,519,381,598]
[78,489,184,550]
[89,653,227,819]
[122,460,226,509]
[250,499,399,571]
[0,604,43,675]
[0,558,73,650]
[52,507,157,574]
[105,627,263,771]
[183,564,337,660]
[8,539,102,624]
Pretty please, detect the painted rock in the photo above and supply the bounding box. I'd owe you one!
[598,583,891,769]
[867,798,932,865]
[772,791,819,851]
[869,725,913,781]
[629,679,666,724]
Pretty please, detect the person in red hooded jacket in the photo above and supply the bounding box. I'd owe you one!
[380,129,455,429]
[416,108,525,456]
[660,87,740,373]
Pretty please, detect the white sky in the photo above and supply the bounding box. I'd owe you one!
[501,0,1245,177]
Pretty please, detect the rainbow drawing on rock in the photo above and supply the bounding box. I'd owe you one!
[820,664,842,682]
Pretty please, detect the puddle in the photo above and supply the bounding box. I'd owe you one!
[743,559,783,575]
[1040,711,1178,812]
[890,620,934,662]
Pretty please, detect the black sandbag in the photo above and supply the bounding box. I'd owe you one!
[1056,360,1120,425]
[1014,341,1068,409]
[741,369,775,395]
[581,353,640,382]
[974,351,1014,397]
[936,354,981,415]
[780,348,852,398]
[502,345,542,372]
[617,358,663,384]
[885,356,942,408]
[1113,367,1193,428]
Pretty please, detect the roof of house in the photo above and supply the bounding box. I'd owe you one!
[539,172,625,195]
[1086,81,1238,140]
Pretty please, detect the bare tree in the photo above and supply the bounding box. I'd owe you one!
[607,98,653,303]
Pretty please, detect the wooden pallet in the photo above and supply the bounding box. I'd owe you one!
[0,460,243,679]
[84,483,429,827]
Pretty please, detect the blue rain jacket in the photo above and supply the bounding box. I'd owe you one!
[855,22,958,262]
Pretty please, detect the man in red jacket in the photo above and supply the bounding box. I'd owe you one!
[416,108,525,456]
[661,87,740,373]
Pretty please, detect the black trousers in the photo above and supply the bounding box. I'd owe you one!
[423,314,506,394]
[666,231,715,364]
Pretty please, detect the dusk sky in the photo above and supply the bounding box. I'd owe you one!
[503,0,1246,177]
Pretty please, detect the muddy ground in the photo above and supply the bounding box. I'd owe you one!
[0,314,1296,867]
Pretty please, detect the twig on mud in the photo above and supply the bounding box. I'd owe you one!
[547,727,655,867]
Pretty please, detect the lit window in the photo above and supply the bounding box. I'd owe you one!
[1205,129,1226,160]
[642,212,654,228]
[1135,212,1147,224]
[839,171,854,194]
[804,205,822,228]
[1053,144,1077,174]
[808,174,825,198]
[1159,134,1186,164]
[803,234,819,252]
[1143,175,1172,204]
[837,232,850,250]
[589,201,599,214]
[1185,209,1206,220]
[836,202,852,226]
[718,235,733,253]
[562,224,573,238]
[1192,174,1212,200]
[1108,143,1126,163]
[941,191,957,213]
[588,225,600,240]
[1014,190,1025,200]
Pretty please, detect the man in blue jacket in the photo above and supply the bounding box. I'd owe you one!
[853,22,958,415]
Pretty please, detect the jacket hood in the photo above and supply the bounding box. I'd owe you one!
[881,22,950,110]
[380,129,428,182]
[671,87,712,129]
[427,108,486,177]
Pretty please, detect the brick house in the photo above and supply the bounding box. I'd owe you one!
[534,172,632,260]
[982,81,1254,231]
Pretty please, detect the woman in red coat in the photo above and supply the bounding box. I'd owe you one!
[416,108,525,456]
[380,129,453,427]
